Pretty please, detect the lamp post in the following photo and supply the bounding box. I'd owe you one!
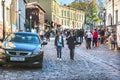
[2,0,5,39]
[30,15,32,32]
[103,9,106,28]
[98,9,106,28]
[18,10,21,31]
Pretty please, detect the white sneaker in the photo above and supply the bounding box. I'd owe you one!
[59,58,62,61]
[57,58,59,60]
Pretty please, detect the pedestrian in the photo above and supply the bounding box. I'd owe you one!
[39,30,45,40]
[55,31,64,61]
[45,31,50,41]
[66,30,76,60]
[92,29,98,47]
[79,29,84,43]
[100,28,105,44]
[86,30,92,49]
[109,33,117,50]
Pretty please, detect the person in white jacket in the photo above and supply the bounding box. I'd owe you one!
[86,30,92,49]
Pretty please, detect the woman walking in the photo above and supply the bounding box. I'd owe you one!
[55,31,64,61]
[86,30,92,49]
[66,30,76,60]
[92,29,98,47]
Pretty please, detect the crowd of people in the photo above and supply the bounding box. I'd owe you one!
[53,28,117,61]
[37,28,117,61]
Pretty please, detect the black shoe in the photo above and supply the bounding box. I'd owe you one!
[71,58,74,60]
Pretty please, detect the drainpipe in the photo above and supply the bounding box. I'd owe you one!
[10,3,12,33]
[112,0,114,25]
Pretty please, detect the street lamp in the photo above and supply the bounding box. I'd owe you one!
[103,9,106,28]
[30,15,32,32]
[2,0,5,39]
[18,9,21,31]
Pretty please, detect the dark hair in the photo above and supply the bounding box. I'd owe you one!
[94,29,97,31]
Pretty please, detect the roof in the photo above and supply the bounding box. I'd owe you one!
[26,2,46,13]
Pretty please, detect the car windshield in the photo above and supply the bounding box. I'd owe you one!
[6,33,40,44]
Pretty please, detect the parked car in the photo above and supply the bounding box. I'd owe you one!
[0,32,47,68]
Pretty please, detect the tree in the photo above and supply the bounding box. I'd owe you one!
[69,0,104,27]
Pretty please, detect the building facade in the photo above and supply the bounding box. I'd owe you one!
[29,0,85,29]
[26,2,46,32]
[0,0,27,39]
[17,0,26,31]
[0,0,12,38]
[106,0,120,30]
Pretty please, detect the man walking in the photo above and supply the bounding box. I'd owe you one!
[55,31,64,61]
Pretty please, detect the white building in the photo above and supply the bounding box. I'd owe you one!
[106,0,120,29]
[17,0,27,31]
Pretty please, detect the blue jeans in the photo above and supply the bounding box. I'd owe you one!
[57,46,62,58]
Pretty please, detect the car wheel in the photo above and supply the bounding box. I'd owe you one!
[0,63,3,67]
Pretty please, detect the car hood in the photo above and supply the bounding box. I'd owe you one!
[3,41,41,51]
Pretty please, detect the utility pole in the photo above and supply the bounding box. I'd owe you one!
[2,0,5,39]
[18,10,21,31]
[112,0,114,25]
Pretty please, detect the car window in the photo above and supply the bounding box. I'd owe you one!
[6,33,40,44]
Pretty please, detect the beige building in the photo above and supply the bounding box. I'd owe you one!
[31,0,85,29]
[0,0,12,38]
[106,0,120,29]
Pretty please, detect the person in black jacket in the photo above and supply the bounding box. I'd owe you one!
[66,30,76,60]
[100,28,105,44]
[55,31,64,61]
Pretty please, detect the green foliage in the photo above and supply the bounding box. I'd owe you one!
[69,0,101,25]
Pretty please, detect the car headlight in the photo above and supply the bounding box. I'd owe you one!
[33,50,40,55]
[33,48,43,55]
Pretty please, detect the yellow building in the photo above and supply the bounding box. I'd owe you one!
[34,0,85,29]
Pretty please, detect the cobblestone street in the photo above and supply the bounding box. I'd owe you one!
[0,38,120,80]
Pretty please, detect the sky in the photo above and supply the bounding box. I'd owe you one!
[58,0,74,5]
[58,0,105,6]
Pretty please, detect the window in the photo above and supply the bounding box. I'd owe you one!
[61,10,63,17]
[116,10,118,25]
[64,11,66,17]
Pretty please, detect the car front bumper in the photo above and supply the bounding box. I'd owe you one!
[0,52,43,66]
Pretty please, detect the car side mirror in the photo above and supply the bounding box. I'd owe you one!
[42,41,47,45]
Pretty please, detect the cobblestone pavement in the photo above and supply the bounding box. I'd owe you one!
[0,38,120,80]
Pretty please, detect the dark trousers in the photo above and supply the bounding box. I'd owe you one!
[86,38,91,49]
[40,35,44,40]
[70,48,75,60]
[57,46,62,58]
[80,36,83,43]
[93,38,97,47]
[111,41,117,49]
[100,36,104,44]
